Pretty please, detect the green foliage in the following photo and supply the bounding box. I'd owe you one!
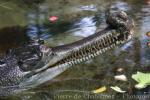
[132,72,150,89]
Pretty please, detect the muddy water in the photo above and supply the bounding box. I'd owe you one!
[0,0,150,100]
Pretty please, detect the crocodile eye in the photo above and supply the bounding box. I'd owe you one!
[18,60,29,71]
[18,60,23,66]
[38,39,45,44]
[18,60,28,71]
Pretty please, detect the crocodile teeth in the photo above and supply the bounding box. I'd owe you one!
[102,48,106,52]
[89,54,92,58]
[96,51,99,55]
[79,58,82,62]
[85,57,89,60]
[104,47,108,51]
[83,57,86,61]
[90,54,94,58]
[73,60,77,64]
[99,50,102,53]
[56,26,131,68]
[93,53,97,57]
[68,62,72,66]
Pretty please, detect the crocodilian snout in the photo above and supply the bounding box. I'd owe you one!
[19,10,134,90]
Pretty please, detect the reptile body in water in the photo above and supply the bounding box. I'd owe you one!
[0,10,134,96]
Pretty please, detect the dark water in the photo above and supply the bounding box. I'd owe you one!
[0,0,150,100]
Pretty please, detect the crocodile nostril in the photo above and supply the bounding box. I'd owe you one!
[18,60,28,71]
[117,11,128,21]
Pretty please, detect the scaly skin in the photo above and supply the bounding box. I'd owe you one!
[0,10,134,96]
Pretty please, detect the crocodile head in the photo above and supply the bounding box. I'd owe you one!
[19,10,134,90]
[0,11,134,96]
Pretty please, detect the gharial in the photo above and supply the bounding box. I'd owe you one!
[0,10,134,96]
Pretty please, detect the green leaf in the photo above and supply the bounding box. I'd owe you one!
[132,71,150,89]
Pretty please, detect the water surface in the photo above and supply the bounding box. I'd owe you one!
[0,0,150,100]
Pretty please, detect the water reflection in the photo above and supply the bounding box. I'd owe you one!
[121,41,133,51]
[72,16,96,37]
[111,1,131,11]
[27,5,50,40]
[140,2,150,66]
[79,4,97,11]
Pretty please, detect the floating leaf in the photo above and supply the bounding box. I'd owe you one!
[110,86,126,93]
[114,75,127,81]
[132,71,150,89]
[92,86,107,93]
[116,68,124,72]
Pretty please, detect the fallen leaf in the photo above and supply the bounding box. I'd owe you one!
[92,86,107,93]
[132,71,150,89]
[116,68,124,72]
[110,86,126,93]
[114,75,127,81]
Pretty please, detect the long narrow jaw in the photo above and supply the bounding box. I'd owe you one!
[19,11,134,89]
